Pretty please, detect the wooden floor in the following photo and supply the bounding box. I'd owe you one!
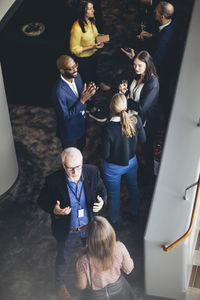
[187,231,200,299]
[189,266,200,289]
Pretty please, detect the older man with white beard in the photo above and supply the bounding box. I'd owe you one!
[38,147,107,300]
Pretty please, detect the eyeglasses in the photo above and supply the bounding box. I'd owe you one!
[64,164,82,172]
[63,62,78,72]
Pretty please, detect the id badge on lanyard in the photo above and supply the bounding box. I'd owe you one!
[78,208,84,218]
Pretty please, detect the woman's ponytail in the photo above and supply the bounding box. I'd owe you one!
[121,110,137,138]
[110,93,137,138]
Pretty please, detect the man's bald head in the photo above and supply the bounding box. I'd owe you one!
[158,1,174,20]
[56,55,73,70]
[56,55,78,80]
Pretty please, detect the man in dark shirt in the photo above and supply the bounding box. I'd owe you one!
[38,147,107,300]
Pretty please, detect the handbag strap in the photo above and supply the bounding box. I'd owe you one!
[86,253,93,289]
[86,253,110,300]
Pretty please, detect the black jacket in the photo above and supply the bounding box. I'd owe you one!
[38,164,107,240]
[152,20,177,76]
[127,74,159,124]
[102,115,146,166]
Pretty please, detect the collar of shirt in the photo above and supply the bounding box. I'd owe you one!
[61,74,73,85]
[110,116,121,122]
[66,173,84,188]
[60,74,79,97]
[159,20,171,32]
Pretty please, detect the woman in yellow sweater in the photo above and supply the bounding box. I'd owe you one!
[70,1,110,90]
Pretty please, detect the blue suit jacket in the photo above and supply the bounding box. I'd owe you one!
[152,20,177,76]
[51,73,86,142]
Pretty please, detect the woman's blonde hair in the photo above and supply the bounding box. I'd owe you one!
[87,216,116,271]
[110,93,137,138]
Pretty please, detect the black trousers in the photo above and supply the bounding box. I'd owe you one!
[61,135,86,153]
[76,52,99,84]
[142,118,158,179]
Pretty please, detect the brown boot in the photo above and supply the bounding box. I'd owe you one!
[56,285,71,300]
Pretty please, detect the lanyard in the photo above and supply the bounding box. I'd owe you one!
[67,180,84,206]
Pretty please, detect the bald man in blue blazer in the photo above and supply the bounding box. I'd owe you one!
[52,55,98,151]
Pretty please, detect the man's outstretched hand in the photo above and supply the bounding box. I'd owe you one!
[121,48,135,60]
[53,200,71,215]
[93,195,104,212]
[136,31,152,40]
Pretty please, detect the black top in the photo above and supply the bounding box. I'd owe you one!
[127,74,159,124]
[101,115,146,166]
[37,164,107,241]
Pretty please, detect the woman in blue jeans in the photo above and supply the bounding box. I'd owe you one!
[101,93,146,224]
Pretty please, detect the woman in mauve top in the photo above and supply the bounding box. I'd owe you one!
[76,216,134,299]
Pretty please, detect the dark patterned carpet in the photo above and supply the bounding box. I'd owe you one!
[0,0,193,299]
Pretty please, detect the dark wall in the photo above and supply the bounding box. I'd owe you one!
[0,0,72,106]
[0,0,194,106]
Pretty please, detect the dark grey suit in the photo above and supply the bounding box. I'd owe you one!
[38,164,107,285]
[38,164,107,240]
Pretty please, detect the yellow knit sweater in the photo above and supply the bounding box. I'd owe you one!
[70,20,98,58]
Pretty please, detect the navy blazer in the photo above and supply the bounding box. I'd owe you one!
[38,164,107,241]
[152,20,177,75]
[102,115,146,166]
[51,73,86,142]
[127,74,159,124]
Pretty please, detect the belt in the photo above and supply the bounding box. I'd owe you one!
[71,224,88,231]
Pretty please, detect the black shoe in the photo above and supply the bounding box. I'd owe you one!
[88,108,107,123]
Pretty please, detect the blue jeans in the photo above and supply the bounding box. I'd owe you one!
[55,227,88,286]
[103,156,140,223]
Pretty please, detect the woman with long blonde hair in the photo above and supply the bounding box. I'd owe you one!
[102,93,146,225]
[76,216,134,299]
